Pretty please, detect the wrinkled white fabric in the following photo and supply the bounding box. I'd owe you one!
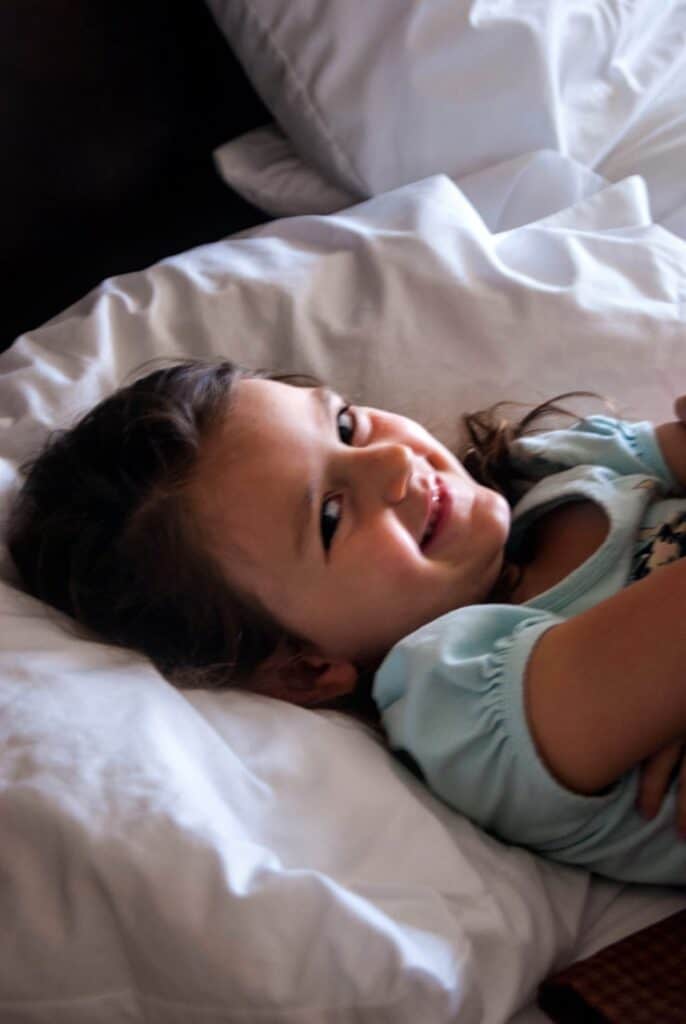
[209,0,686,238]
[1,175,685,1022]
[214,123,356,216]
[215,126,607,234]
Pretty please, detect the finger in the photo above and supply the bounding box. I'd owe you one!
[637,743,682,819]
[674,395,686,423]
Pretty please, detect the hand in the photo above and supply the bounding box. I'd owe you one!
[637,741,686,834]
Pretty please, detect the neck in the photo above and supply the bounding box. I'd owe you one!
[488,559,526,603]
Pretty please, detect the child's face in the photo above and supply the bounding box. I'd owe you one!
[189,378,510,683]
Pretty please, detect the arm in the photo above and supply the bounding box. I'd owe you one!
[526,555,686,795]
[637,741,686,830]
[628,397,686,822]
[654,396,686,489]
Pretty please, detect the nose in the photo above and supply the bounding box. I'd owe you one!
[355,442,413,505]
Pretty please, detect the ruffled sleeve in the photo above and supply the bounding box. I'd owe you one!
[372,604,618,851]
[508,416,680,493]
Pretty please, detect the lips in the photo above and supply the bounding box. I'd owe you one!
[420,476,447,550]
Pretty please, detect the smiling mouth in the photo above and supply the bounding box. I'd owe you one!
[420,478,445,549]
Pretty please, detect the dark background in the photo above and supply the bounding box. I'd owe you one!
[1,0,271,352]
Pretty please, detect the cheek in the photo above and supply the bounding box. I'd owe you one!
[344,527,427,600]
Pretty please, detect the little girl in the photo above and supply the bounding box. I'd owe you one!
[8,359,686,886]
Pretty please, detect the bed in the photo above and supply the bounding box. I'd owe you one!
[2,2,686,1021]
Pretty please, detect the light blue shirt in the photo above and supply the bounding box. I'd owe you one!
[373,416,686,885]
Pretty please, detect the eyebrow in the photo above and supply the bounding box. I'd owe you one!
[293,387,336,559]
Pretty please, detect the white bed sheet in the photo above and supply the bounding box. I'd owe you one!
[215,127,611,236]
[2,176,686,1022]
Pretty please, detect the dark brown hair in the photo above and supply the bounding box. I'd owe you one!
[460,390,607,600]
[7,362,603,690]
[6,360,314,689]
[461,391,605,503]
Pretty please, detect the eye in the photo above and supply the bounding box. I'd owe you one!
[320,494,342,552]
[336,405,356,445]
[319,405,355,552]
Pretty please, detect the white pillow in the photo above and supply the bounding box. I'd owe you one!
[2,175,686,1021]
[214,123,355,216]
[207,0,686,235]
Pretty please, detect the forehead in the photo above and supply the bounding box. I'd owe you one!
[185,377,316,568]
[202,377,317,468]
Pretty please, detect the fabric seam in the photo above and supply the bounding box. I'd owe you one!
[238,0,368,195]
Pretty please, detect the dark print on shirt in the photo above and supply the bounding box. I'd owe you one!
[629,510,686,582]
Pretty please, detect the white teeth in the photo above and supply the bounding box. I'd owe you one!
[421,481,442,546]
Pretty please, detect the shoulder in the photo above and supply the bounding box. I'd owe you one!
[372,604,564,826]
[372,604,559,710]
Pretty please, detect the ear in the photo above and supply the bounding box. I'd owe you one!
[251,644,359,708]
